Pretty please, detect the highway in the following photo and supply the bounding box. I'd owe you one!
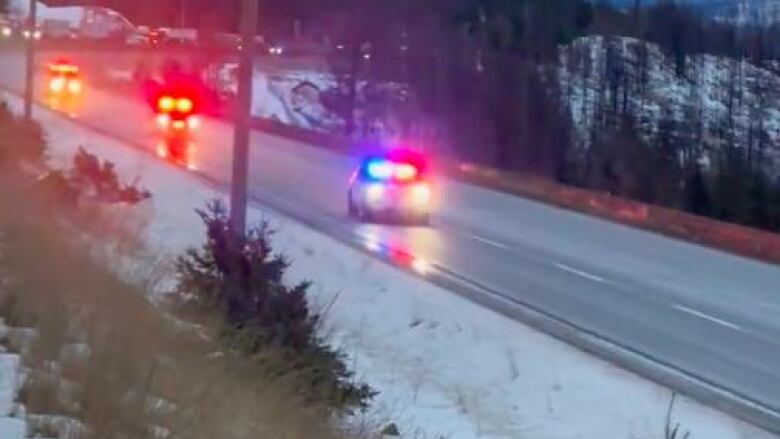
[1,49,780,433]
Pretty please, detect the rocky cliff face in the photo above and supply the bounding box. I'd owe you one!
[559,36,780,171]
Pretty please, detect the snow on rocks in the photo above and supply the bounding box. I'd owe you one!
[560,35,780,172]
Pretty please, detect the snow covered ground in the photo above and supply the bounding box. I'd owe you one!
[1,90,777,439]
[0,323,25,439]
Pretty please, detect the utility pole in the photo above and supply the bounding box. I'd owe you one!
[229,0,257,237]
[179,0,186,28]
[23,0,37,120]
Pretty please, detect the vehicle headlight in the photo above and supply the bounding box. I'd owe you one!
[1,27,12,38]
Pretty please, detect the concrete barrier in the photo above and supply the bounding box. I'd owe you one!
[451,162,780,265]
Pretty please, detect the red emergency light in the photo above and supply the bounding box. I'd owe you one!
[157,96,195,115]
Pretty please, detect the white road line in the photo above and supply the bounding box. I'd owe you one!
[554,263,607,283]
[469,234,511,250]
[673,304,742,331]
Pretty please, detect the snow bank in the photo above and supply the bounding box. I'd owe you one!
[0,333,24,439]
[1,90,776,439]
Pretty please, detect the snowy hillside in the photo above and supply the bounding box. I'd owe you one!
[603,0,780,26]
[559,35,780,171]
[703,0,780,26]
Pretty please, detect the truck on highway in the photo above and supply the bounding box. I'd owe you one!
[41,18,74,40]
[159,28,198,45]
[0,16,14,38]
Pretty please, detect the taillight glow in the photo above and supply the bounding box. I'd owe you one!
[187,116,200,129]
[156,113,171,128]
[176,98,194,113]
[67,80,82,94]
[157,96,175,112]
[49,77,65,92]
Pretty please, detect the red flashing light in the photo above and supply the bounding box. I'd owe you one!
[157,96,195,115]
[176,97,193,113]
[48,60,79,75]
[157,96,175,112]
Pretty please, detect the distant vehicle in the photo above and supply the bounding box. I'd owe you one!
[348,150,432,225]
[79,7,134,40]
[149,70,203,170]
[45,60,84,114]
[160,27,198,44]
[41,19,75,39]
[21,26,42,40]
[154,93,199,132]
[267,38,328,56]
[154,92,199,170]
[1,17,14,38]
[126,25,150,45]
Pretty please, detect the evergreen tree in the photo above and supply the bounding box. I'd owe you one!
[174,200,374,412]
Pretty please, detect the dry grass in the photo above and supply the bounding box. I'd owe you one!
[0,168,370,439]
